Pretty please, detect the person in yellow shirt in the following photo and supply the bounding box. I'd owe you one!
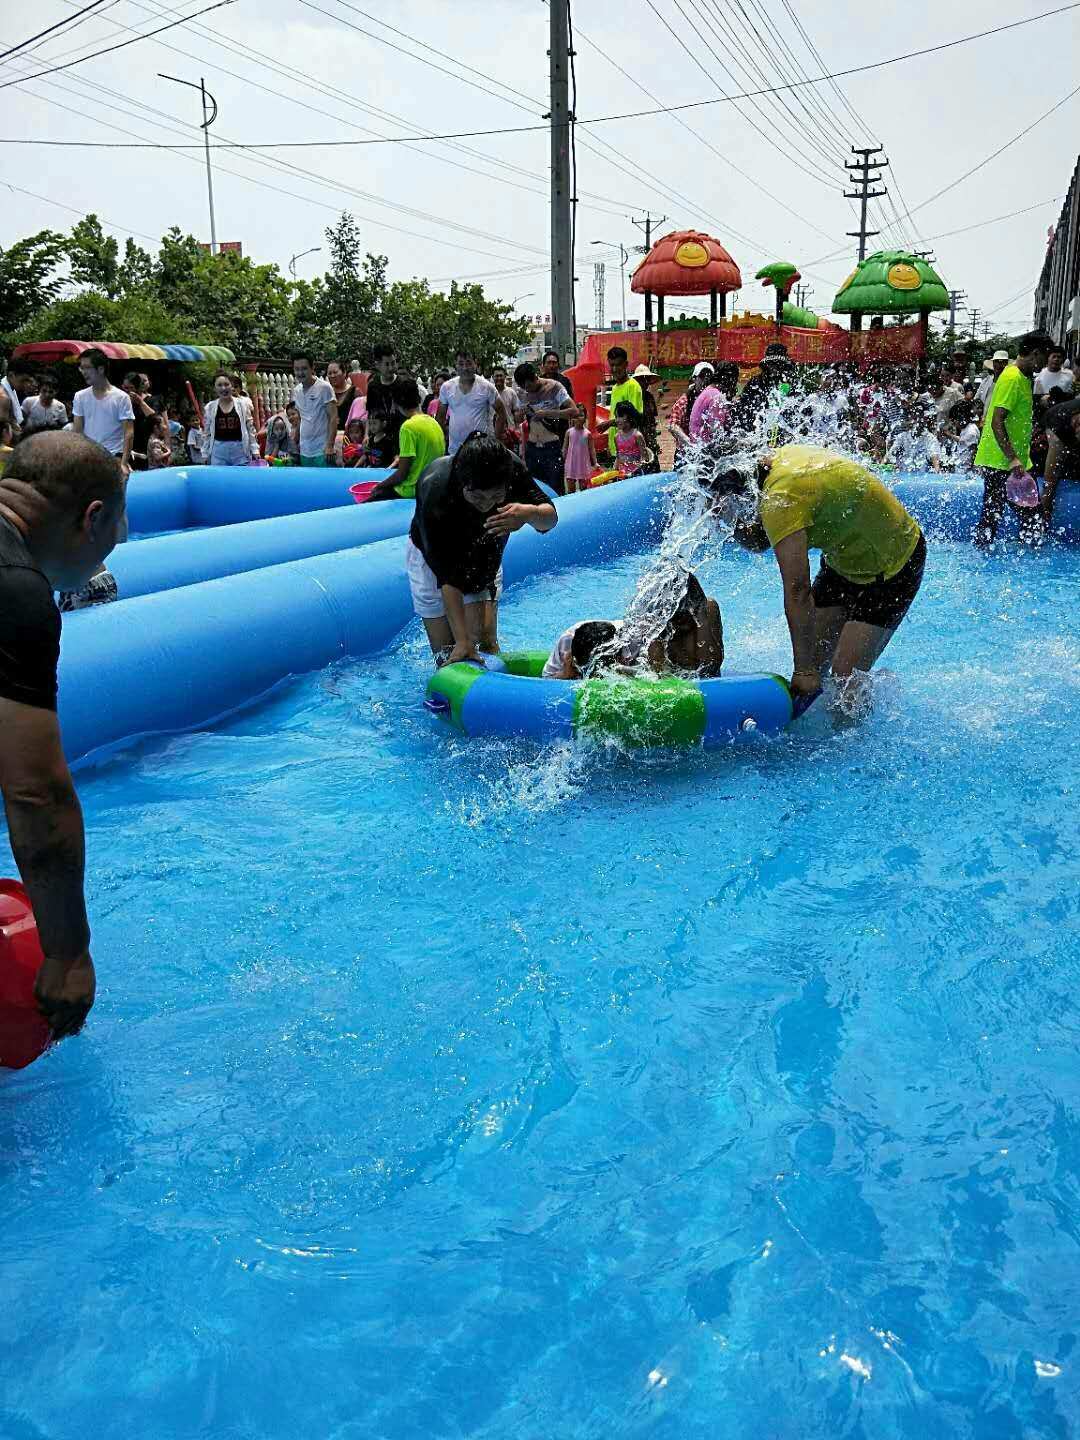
[714,443,926,711]
[594,346,643,459]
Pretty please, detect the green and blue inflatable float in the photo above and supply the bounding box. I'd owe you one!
[425,652,794,747]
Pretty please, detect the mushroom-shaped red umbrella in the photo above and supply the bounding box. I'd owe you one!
[629,230,741,328]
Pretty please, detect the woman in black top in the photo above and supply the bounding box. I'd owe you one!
[1042,397,1080,527]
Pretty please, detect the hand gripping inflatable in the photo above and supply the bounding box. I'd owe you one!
[0,880,51,1070]
[425,652,793,747]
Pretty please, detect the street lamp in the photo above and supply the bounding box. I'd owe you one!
[510,292,535,309]
[592,241,628,330]
[289,247,321,280]
[158,73,218,255]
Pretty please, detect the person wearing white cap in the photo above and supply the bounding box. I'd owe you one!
[668,362,714,460]
[977,350,1010,419]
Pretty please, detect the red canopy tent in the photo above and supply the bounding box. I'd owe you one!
[630,230,742,330]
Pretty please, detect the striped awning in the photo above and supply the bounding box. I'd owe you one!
[10,340,236,366]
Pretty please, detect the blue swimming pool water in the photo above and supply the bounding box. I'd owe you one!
[2,536,1079,1439]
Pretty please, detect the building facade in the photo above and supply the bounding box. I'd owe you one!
[1034,155,1080,355]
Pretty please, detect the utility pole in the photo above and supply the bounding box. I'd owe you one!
[843,145,888,333]
[913,249,936,262]
[159,73,218,254]
[794,284,814,310]
[966,307,981,341]
[844,146,888,262]
[632,212,666,334]
[947,289,966,332]
[548,0,576,364]
[593,262,606,330]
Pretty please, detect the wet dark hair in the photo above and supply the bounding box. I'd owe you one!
[372,342,396,362]
[80,347,109,371]
[514,362,538,386]
[1016,332,1053,358]
[571,620,617,667]
[764,342,789,359]
[391,374,421,410]
[714,361,740,398]
[4,431,124,514]
[614,401,640,421]
[542,349,560,365]
[607,347,628,363]
[291,352,315,366]
[708,466,754,498]
[452,432,517,491]
[35,369,58,389]
[123,370,145,390]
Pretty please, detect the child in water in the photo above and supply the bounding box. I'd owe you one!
[544,574,723,680]
[613,401,653,478]
[562,407,598,494]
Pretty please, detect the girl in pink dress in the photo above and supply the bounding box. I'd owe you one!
[561,407,597,493]
[613,401,653,478]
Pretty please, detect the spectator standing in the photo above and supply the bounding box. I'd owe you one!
[976,350,1010,419]
[973,332,1051,545]
[1,357,31,441]
[632,364,662,471]
[514,362,575,495]
[1034,346,1074,399]
[121,372,158,471]
[365,342,401,467]
[1040,396,1080,528]
[326,359,362,429]
[201,372,259,466]
[490,366,519,428]
[72,349,134,474]
[365,375,446,501]
[689,361,739,444]
[19,372,68,436]
[291,353,338,467]
[594,347,643,460]
[438,349,508,455]
[147,415,173,469]
[426,372,450,418]
[0,432,128,1038]
[540,348,575,402]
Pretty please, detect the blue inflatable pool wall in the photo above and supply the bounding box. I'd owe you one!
[125,464,392,534]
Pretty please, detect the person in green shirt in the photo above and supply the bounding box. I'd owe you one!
[366,375,446,502]
[711,443,926,716]
[973,331,1051,546]
[594,346,643,458]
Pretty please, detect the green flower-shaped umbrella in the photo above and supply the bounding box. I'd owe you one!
[832,250,950,315]
[756,261,801,326]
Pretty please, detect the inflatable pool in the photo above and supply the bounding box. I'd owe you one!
[425,652,793,747]
[126,464,391,534]
[111,498,414,599]
[59,475,666,766]
[890,475,1080,543]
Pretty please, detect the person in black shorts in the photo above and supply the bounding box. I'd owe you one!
[0,432,127,1038]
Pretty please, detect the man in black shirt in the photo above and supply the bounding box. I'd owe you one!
[541,348,575,403]
[408,433,557,664]
[0,432,127,1039]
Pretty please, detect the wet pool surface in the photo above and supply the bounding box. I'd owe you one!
[1,535,1078,1439]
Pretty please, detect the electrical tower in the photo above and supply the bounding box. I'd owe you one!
[966,308,981,341]
[593,262,606,330]
[844,146,889,262]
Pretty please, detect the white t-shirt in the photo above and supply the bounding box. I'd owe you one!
[20,396,69,432]
[1,376,23,428]
[72,384,135,455]
[1034,366,1074,397]
[292,377,336,457]
[954,422,980,468]
[439,375,499,454]
[496,386,519,423]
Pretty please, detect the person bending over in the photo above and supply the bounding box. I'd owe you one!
[407,433,558,665]
[714,443,925,712]
[0,433,127,1038]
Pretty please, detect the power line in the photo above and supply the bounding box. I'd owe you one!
[1,181,160,243]
[0,0,114,63]
[4,3,1052,142]
[0,0,238,90]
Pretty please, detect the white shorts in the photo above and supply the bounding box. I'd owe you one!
[405,538,503,620]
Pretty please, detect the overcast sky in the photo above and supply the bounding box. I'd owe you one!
[2,0,1076,339]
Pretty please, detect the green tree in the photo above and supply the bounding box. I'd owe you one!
[67,216,121,299]
[152,228,295,354]
[0,230,67,340]
[8,291,192,347]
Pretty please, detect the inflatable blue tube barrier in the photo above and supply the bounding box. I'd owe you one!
[111,499,414,599]
[59,475,666,766]
[426,651,793,747]
[126,465,392,534]
[888,475,1080,544]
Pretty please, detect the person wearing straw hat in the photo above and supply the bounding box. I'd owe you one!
[632,362,661,472]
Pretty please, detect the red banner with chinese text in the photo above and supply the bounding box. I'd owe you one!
[578,322,923,372]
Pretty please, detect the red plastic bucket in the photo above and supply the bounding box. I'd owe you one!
[0,880,51,1070]
[349,481,379,504]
